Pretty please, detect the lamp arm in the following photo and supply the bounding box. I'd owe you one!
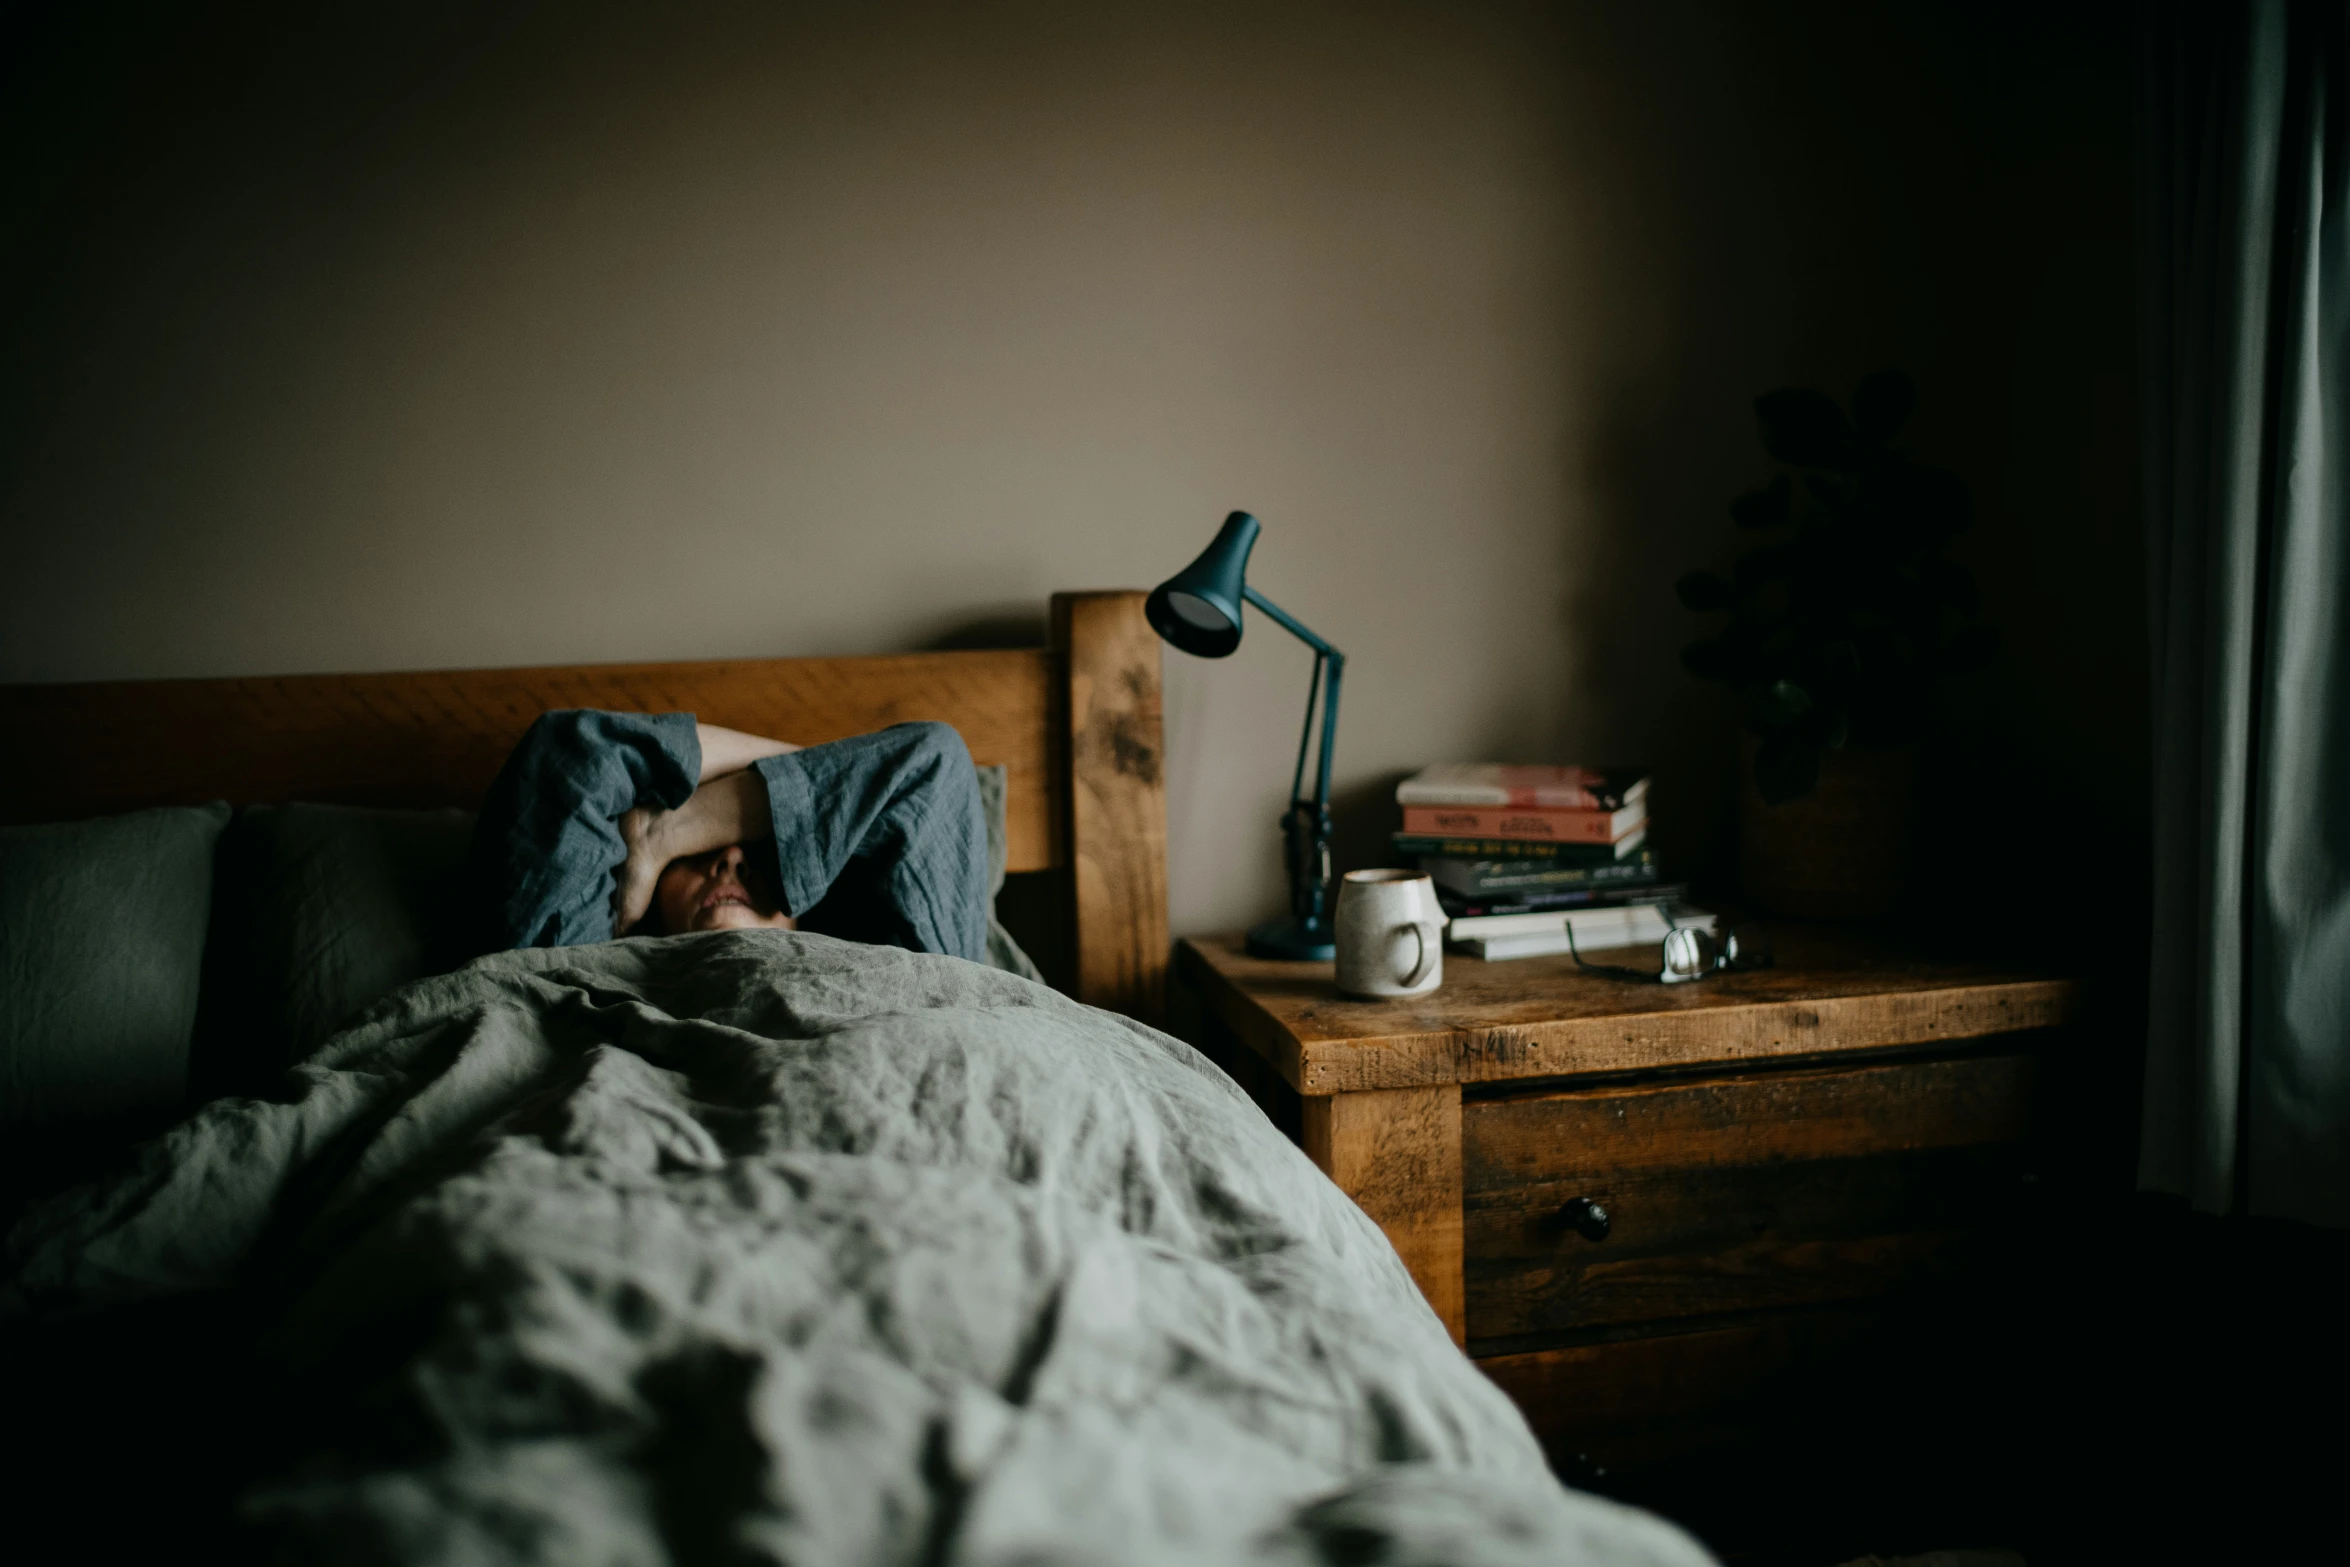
[1286,650,1323,813]
[1239,584,1346,935]
[1242,584,1339,657]
[1241,581,1345,812]
[1314,651,1345,819]
[1303,652,1343,923]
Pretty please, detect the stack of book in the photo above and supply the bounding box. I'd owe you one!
[1393,763,1708,960]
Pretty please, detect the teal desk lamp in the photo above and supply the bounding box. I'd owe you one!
[1146,511,1344,961]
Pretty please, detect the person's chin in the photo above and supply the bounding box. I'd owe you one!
[694,903,770,932]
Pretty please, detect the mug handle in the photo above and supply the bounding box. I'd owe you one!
[1400,920,1441,989]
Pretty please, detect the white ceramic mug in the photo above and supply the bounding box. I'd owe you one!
[1334,869,1446,999]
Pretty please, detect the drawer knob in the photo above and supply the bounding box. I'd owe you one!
[1560,1196,1612,1242]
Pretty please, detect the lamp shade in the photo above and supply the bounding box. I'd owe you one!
[1145,510,1260,658]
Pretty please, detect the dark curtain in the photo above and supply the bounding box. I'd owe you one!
[2138,0,2350,1226]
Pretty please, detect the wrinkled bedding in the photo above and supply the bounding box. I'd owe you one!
[2,932,1706,1566]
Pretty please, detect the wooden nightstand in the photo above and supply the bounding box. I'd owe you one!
[1175,929,2082,1466]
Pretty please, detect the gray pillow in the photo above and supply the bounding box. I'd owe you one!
[211,804,479,1082]
[0,803,229,1160]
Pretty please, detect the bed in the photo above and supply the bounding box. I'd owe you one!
[0,592,1705,1565]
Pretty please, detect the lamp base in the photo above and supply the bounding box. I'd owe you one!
[1246,914,1336,962]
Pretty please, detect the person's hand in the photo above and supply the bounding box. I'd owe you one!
[613,806,669,934]
[612,771,774,933]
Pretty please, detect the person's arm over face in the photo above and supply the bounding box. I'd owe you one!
[754,721,988,962]
[469,710,702,950]
[693,724,799,782]
[614,768,772,932]
[601,720,985,957]
[609,724,802,931]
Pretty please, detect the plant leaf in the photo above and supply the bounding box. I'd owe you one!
[1743,679,1814,726]
[1731,474,1794,529]
[1754,733,1821,803]
[1852,369,1916,446]
[1676,569,1736,612]
[1754,388,1857,470]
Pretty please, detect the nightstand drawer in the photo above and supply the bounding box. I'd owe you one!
[1462,1053,2039,1345]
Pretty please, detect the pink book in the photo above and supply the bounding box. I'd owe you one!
[1395,763,1649,811]
[1399,800,1648,844]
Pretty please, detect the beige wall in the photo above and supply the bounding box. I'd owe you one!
[0,0,2140,934]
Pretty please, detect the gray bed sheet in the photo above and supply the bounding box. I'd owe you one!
[2,932,1707,1566]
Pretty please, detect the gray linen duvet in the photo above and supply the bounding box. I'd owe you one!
[2,932,1707,1566]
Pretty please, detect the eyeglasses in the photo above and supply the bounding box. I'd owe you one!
[1564,910,1774,985]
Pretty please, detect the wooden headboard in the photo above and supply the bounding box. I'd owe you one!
[0,590,1170,1021]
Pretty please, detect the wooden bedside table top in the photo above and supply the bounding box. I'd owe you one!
[1177,929,2082,1096]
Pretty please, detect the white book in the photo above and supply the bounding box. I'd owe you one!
[1447,901,1705,941]
[1452,905,1715,962]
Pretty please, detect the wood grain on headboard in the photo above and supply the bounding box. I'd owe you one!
[2,649,1061,870]
[0,591,1172,1018]
[1056,592,1171,1023]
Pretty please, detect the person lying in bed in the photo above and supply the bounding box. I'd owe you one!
[469,711,989,960]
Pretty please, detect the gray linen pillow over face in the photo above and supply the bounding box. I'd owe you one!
[0,804,229,1159]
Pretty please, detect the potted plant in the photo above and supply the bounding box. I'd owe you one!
[1678,369,1993,916]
